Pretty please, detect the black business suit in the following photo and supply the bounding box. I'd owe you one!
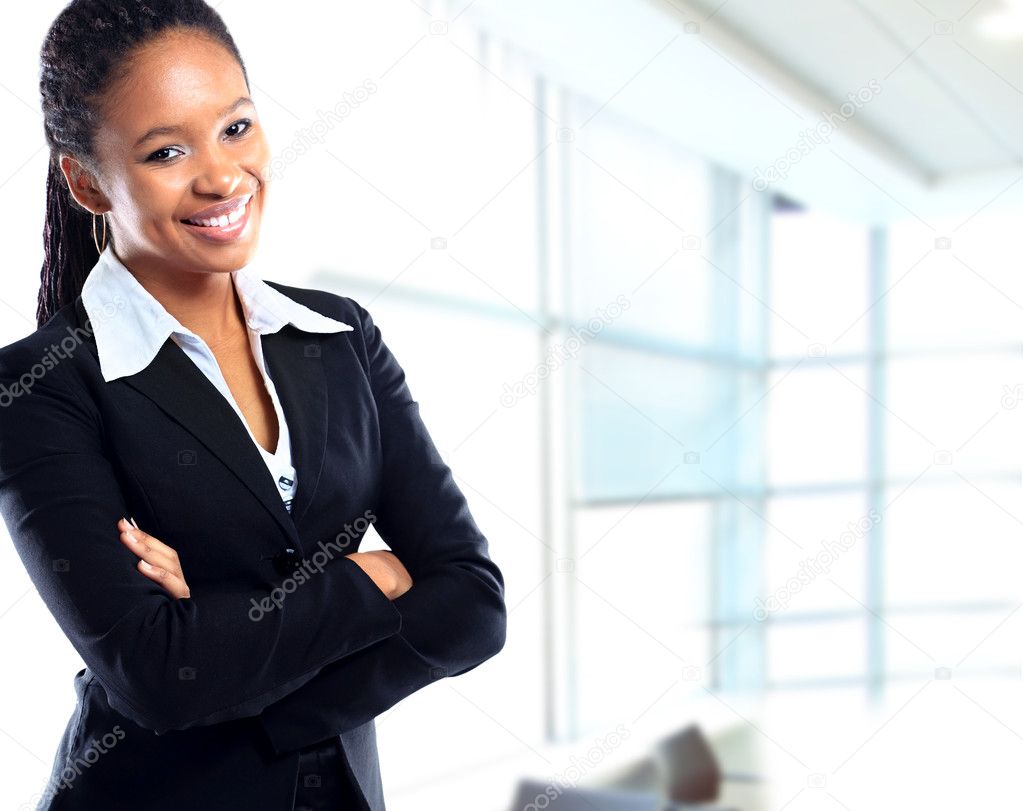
[0,284,506,810]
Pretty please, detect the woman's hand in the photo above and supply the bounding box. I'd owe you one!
[345,550,413,600]
[117,517,191,599]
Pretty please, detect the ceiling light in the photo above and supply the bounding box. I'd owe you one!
[976,0,1023,39]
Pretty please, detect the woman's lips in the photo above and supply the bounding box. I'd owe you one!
[180,197,253,244]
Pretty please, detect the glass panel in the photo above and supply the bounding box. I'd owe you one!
[887,211,1023,350]
[883,481,1023,606]
[575,343,761,500]
[766,362,869,487]
[766,617,867,682]
[574,502,713,733]
[768,209,870,359]
[569,99,714,345]
[885,609,1023,676]
[760,493,871,619]
[884,353,1022,479]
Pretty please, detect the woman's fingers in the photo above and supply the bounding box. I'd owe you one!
[135,557,191,599]
[118,517,181,567]
[117,525,180,576]
[117,517,191,599]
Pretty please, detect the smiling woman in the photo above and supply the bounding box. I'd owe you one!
[3,1,506,810]
[42,21,269,316]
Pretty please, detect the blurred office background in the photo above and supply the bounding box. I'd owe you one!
[2,0,1022,808]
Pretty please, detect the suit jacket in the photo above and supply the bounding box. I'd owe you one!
[0,284,506,810]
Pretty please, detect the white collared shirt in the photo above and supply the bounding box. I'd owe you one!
[81,243,353,515]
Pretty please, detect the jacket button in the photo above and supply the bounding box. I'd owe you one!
[272,547,303,577]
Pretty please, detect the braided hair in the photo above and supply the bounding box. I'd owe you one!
[37,0,248,328]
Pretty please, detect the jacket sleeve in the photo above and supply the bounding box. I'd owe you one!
[257,299,507,754]
[0,349,405,735]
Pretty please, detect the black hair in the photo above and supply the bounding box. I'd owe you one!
[37,0,249,328]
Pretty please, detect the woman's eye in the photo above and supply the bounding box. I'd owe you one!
[147,147,182,163]
[226,119,252,138]
[145,120,253,162]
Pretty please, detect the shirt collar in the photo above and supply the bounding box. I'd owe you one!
[80,243,353,383]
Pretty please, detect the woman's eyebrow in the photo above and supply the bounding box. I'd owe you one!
[133,95,254,148]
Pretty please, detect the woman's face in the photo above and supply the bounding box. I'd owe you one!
[83,28,271,278]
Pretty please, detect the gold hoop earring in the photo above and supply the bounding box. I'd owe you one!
[92,212,108,254]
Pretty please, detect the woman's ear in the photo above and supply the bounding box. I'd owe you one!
[59,153,111,215]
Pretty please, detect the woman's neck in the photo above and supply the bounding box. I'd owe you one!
[113,246,249,350]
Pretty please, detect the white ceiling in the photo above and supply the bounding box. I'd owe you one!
[683,0,1023,178]
[467,0,1023,224]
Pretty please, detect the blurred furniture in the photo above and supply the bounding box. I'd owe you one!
[508,778,739,810]
[577,722,767,811]
[655,724,721,803]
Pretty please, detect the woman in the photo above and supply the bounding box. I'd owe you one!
[0,2,506,809]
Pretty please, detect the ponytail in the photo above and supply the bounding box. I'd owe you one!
[38,153,97,328]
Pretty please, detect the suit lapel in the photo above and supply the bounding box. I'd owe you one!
[72,296,327,551]
[259,327,328,530]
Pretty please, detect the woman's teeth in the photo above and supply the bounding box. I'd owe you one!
[185,196,249,227]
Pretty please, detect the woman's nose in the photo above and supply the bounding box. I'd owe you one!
[192,150,245,197]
